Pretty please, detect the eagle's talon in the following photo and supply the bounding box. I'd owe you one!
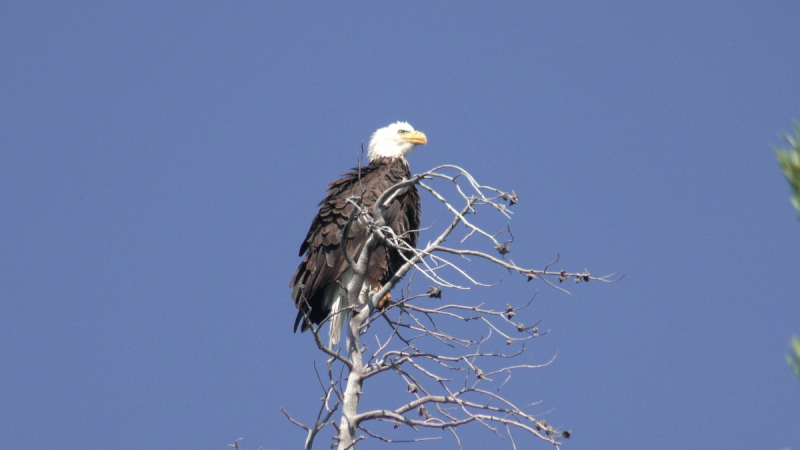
[378,293,392,310]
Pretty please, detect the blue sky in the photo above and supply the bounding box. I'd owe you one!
[2,2,800,449]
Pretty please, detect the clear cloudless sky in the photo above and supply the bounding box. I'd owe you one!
[2,2,800,449]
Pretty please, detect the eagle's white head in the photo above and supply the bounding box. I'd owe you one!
[368,121,427,162]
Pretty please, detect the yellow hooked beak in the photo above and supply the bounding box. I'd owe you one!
[404,131,427,146]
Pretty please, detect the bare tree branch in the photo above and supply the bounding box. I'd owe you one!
[284,163,613,448]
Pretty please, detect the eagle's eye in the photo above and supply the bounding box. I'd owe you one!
[397,129,409,135]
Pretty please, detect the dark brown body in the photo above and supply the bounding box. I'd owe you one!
[290,157,421,332]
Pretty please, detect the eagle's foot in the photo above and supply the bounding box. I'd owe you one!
[369,277,392,310]
[378,293,392,310]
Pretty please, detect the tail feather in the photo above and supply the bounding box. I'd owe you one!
[328,295,346,348]
[325,271,353,348]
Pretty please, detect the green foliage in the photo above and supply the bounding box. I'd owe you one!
[788,336,800,383]
[776,122,800,214]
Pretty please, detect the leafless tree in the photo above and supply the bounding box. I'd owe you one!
[280,164,618,450]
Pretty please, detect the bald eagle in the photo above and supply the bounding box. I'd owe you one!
[290,122,426,347]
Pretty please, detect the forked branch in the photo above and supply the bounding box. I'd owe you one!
[282,164,614,449]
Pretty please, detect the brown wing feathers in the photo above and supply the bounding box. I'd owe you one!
[290,158,420,333]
